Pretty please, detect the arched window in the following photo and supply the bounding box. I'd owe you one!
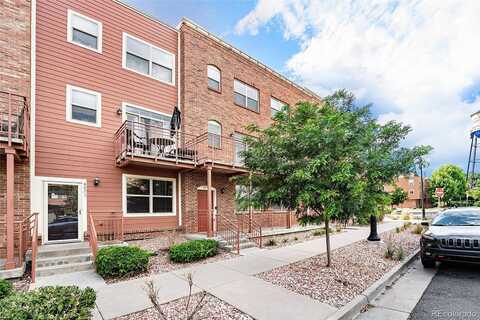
[208,120,222,148]
[207,65,221,91]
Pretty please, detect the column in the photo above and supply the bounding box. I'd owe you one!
[5,148,16,269]
[207,166,213,237]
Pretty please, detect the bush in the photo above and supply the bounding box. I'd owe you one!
[0,279,13,300]
[313,229,325,236]
[394,246,405,261]
[0,286,95,319]
[282,238,288,243]
[384,243,396,259]
[96,246,152,278]
[412,224,424,235]
[265,239,277,246]
[169,239,218,263]
[402,214,411,220]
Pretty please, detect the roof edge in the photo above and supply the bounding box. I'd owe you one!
[179,17,321,101]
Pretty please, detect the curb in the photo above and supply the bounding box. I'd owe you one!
[325,248,420,320]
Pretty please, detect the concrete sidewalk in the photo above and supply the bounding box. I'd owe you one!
[36,221,403,320]
[355,259,437,320]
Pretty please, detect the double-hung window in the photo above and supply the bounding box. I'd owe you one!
[67,10,102,53]
[207,65,221,91]
[271,97,287,118]
[124,175,175,215]
[233,132,247,165]
[234,80,259,112]
[123,33,175,84]
[208,120,222,148]
[66,85,101,127]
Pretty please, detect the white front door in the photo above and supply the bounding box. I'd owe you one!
[44,182,84,243]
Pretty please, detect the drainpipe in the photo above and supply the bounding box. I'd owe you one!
[5,148,16,269]
[207,165,213,237]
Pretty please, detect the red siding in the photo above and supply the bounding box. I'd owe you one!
[35,0,179,228]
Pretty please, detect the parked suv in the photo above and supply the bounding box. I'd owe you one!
[420,207,480,268]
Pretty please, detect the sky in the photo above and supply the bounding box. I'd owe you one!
[125,0,480,175]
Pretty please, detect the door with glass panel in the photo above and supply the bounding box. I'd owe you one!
[45,183,82,242]
[125,105,172,157]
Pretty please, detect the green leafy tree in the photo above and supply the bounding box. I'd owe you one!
[390,187,408,207]
[429,164,467,207]
[241,90,426,266]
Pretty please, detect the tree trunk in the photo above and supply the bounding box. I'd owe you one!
[325,217,331,267]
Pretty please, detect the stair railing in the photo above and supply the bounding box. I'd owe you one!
[87,214,99,261]
[31,213,39,283]
[215,213,240,254]
[247,218,263,248]
[17,212,39,282]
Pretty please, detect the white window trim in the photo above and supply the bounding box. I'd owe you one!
[66,84,102,128]
[122,174,177,217]
[121,102,171,123]
[234,79,259,112]
[271,97,287,118]
[67,9,102,54]
[122,32,176,86]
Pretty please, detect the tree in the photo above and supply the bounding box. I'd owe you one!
[429,164,467,207]
[390,187,408,207]
[241,90,426,266]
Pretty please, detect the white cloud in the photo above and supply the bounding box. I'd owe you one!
[236,0,480,171]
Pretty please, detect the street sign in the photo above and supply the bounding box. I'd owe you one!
[435,187,444,198]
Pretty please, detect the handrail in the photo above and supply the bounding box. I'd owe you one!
[248,218,263,248]
[215,213,241,254]
[88,214,99,261]
[0,91,29,151]
[31,213,39,283]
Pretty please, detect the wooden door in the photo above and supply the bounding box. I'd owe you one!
[197,190,214,233]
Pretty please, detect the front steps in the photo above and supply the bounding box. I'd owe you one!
[36,242,94,277]
[216,235,257,251]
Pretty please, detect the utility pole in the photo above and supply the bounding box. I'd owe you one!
[419,160,426,220]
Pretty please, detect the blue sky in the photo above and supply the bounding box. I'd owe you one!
[124,0,480,176]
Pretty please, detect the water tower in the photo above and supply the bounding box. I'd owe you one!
[466,111,480,188]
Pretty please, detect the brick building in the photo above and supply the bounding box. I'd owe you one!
[0,0,320,276]
[385,175,431,209]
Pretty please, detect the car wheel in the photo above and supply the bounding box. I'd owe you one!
[421,254,435,268]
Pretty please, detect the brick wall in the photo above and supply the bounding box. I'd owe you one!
[0,0,31,259]
[179,21,320,232]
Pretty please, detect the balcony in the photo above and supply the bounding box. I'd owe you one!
[114,120,248,173]
[0,91,29,157]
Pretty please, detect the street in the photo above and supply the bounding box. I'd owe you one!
[410,262,480,320]
[356,260,480,320]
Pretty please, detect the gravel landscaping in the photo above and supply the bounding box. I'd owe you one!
[263,227,343,250]
[257,226,421,308]
[106,235,237,283]
[115,292,254,320]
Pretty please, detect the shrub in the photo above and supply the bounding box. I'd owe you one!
[402,214,411,221]
[313,229,325,236]
[265,239,277,246]
[294,237,299,241]
[404,222,412,229]
[0,279,13,300]
[395,227,401,233]
[282,238,288,243]
[412,224,424,235]
[0,286,95,319]
[169,239,218,263]
[96,245,152,278]
[394,246,405,261]
[384,243,396,259]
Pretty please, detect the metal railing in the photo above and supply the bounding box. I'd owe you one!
[215,213,240,254]
[0,91,29,154]
[113,121,247,169]
[114,120,199,164]
[87,214,99,260]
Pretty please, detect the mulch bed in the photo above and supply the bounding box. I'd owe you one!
[257,226,421,308]
[105,235,238,284]
[114,292,254,320]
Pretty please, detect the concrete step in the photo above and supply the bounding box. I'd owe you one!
[36,261,94,277]
[38,242,91,259]
[36,253,92,268]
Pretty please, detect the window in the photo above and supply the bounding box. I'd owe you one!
[207,65,221,91]
[233,132,247,165]
[123,33,175,84]
[234,80,259,112]
[124,175,175,215]
[208,120,222,148]
[271,97,287,118]
[67,10,102,53]
[66,85,101,127]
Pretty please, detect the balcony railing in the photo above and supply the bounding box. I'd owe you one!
[0,91,29,152]
[114,120,247,170]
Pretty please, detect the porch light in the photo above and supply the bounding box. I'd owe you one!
[94,177,101,186]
